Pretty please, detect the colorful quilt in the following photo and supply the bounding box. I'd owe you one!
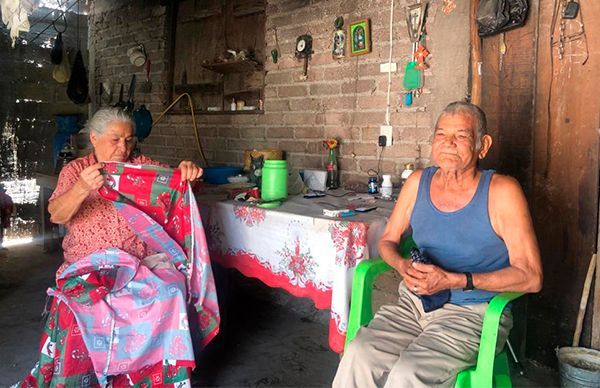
[22,163,219,387]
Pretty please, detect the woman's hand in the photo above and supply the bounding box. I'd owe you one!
[403,263,457,295]
[76,163,105,194]
[178,161,203,181]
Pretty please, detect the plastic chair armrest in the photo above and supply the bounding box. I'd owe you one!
[345,258,392,346]
[474,291,525,382]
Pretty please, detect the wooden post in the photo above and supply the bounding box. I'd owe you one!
[470,0,482,105]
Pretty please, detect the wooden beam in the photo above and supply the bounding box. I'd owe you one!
[470,0,482,105]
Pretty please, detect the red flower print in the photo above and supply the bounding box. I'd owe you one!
[233,205,266,226]
[199,311,211,330]
[65,282,86,298]
[40,363,53,383]
[167,364,179,378]
[329,222,367,267]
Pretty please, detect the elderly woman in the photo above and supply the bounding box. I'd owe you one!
[22,108,217,387]
[334,101,543,387]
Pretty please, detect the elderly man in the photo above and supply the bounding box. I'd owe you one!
[333,101,543,387]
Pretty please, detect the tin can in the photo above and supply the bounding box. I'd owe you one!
[368,176,378,194]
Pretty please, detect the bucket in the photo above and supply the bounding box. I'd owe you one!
[557,347,600,387]
[261,160,287,201]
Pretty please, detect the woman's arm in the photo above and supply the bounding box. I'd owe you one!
[48,163,105,224]
[378,170,422,278]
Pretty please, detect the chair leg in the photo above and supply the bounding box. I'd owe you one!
[505,339,524,376]
[493,350,512,388]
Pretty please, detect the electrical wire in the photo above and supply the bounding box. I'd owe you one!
[28,0,79,44]
[151,93,209,167]
[384,0,395,126]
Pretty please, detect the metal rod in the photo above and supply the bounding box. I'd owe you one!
[506,339,525,376]
[28,0,79,45]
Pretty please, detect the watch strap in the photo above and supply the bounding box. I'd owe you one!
[463,272,474,291]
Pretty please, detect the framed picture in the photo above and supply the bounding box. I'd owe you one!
[349,19,371,56]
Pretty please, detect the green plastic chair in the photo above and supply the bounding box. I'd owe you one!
[345,239,524,387]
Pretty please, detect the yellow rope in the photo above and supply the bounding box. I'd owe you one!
[151,93,209,166]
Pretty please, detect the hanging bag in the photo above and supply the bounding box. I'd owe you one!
[477,0,529,37]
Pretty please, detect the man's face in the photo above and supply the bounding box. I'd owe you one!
[89,121,135,162]
[431,113,484,171]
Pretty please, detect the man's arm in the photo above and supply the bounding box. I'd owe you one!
[378,170,422,278]
[410,175,543,294]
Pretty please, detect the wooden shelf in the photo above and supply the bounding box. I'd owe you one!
[173,83,222,94]
[224,89,261,97]
[202,60,263,74]
[233,5,264,17]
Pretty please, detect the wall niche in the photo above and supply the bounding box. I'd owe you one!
[170,0,265,114]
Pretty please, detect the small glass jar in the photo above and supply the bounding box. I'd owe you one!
[368,176,378,194]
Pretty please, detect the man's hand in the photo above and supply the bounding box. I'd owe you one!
[403,263,457,295]
[76,163,105,194]
[178,161,203,182]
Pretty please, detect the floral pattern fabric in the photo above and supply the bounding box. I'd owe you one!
[201,200,371,353]
[22,162,218,387]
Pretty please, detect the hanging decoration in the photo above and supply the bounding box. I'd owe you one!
[332,16,346,60]
[0,0,34,47]
[403,1,429,106]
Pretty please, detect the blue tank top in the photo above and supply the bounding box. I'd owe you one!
[410,167,510,304]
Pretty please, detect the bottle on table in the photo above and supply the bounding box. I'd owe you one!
[401,163,415,186]
[380,174,393,199]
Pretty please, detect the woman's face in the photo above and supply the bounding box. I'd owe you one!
[89,121,135,162]
[431,113,490,172]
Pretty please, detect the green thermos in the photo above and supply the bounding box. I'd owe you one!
[261,160,288,201]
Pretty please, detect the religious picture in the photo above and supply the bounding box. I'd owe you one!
[332,29,346,59]
[349,19,371,56]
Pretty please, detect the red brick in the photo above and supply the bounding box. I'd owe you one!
[278,140,309,152]
[358,159,397,174]
[310,83,341,96]
[219,128,240,138]
[295,127,324,139]
[285,112,317,125]
[267,127,295,138]
[342,79,377,95]
[278,85,308,97]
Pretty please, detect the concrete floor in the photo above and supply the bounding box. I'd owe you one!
[1,242,560,387]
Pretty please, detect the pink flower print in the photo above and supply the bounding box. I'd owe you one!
[124,331,147,354]
[169,335,188,358]
[138,283,159,301]
[103,163,118,174]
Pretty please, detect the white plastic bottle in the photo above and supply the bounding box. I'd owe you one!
[401,163,415,186]
[381,174,393,199]
[230,98,237,111]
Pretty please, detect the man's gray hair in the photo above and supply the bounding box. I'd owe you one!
[437,101,487,148]
[86,108,135,135]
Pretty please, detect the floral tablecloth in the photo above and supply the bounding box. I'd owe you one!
[197,193,393,353]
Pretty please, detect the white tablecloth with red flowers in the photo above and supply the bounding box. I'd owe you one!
[197,193,393,353]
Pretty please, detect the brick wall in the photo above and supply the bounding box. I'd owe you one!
[90,0,471,185]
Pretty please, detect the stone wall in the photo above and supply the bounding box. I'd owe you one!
[89,0,470,185]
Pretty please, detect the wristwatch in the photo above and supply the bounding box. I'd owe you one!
[463,272,474,291]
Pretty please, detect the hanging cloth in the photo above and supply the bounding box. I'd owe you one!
[67,49,89,104]
[0,0,34,47]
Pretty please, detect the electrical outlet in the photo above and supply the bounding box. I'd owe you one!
[380,125,393,146]
[379,62,397,73]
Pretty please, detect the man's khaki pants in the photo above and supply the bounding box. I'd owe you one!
[333,283,513,388]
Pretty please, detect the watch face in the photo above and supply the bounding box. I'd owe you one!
[296,39,306,52]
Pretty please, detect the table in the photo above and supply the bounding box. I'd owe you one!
[197,191,394,353]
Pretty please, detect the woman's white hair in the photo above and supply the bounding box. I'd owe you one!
[86,108,135,135]
[436,101,487,148]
